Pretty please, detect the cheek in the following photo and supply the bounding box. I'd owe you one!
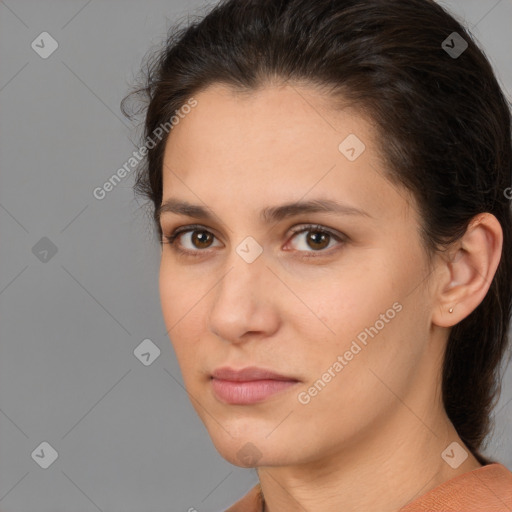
[159,256,205,326]
[304,278,428,423]
[284,261,395,350]
[159,260,206,368]
[289,253,421,392]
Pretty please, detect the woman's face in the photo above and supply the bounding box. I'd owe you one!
[159,83,439,467]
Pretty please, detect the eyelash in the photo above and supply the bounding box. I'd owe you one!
[162,223,346,259]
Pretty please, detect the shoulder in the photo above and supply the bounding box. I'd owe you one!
[399,463,512,511]
[224,483,262,512]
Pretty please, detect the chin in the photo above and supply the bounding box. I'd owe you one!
[209,426,303,468]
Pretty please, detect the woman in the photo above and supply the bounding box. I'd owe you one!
[122,0,512,510]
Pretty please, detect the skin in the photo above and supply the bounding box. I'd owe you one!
[158,83,503,511]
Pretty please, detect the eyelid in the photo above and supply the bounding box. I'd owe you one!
[288,223,343,239]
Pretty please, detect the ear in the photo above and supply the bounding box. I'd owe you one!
[432,213,503,328]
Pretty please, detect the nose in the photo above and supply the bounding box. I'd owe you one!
[208,248,281,344]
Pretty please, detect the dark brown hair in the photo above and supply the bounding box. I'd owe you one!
[121,0,512,464]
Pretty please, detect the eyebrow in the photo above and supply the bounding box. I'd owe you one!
[156,197,371,225]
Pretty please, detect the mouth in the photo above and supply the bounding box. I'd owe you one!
[210,366,300,405]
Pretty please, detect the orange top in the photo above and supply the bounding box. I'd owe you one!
[225,463,512,511]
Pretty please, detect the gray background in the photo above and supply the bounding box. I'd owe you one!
[0,1,511,511]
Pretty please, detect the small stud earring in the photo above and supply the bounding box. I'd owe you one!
[449,307,453,313]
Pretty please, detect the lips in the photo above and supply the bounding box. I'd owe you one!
[210,366,300,405]
[211,366,299,382]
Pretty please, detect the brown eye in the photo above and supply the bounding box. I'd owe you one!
[304,231,331,250]
[164,223,345,258]
[287,224,344,254]
[190,230,214,249]
[164,225,222,255]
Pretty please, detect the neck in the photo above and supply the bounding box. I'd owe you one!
[257,401,481,512]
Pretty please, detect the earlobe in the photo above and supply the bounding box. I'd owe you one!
[432,213,503,328]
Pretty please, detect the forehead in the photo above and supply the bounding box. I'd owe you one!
[163,83,374,184]
[159,83,416,227]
